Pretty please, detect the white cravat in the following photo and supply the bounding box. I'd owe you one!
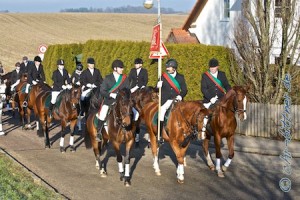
[113,72,120,82]
[59,69,63,76]
[211,71,218,78]
[89,68,94,75]
[170,71,177,78]
[136,68,141,76]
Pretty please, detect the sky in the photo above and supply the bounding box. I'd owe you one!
[0,0,197,13]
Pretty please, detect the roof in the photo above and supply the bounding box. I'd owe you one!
[182,0,208,30]
[166,28,199,44]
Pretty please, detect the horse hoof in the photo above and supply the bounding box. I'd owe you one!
[70,146,76,152]
[155,171,161,176]
[177,179,184,184]
[124,180,131,187]
[222,165,228,172]
[217,170,225,178]
[60,147,65,153]
[120,172,124,181]
[100,171,107,178]
[45,144,51,149]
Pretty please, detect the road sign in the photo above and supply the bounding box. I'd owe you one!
[149,42,169,59]
[38,44,47,54]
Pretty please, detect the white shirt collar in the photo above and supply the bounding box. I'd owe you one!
[169,71,177,78]
[113,71,120,82]
[211,71,218,78]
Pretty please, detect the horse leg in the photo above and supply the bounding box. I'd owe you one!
[112,140,124,181]
[170,141,188,183]
[123,137,134,187]
[134,125,140,148]
[214,133,224,178]
[222,134,234,172]
[59,120,67,153]
[19,107,25,130]
[149,128,161,176]
[77,115,82,132]
[202,136,215,170]
[0,102,4,136]
[69,120,77,152]
[43,119,50,148]
[25,108,32,130]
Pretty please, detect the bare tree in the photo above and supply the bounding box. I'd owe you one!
[231,0,300,104]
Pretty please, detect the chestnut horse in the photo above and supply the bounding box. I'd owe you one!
[143,100,210,183]
[36,85,81,151]
[202,86,248,178]
[85,88,135,186]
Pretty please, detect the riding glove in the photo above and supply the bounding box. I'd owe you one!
[66,84,72,89]
[91,84,97,88]
[130,86,139,93]
[86,83,92,88]
[62,85,67,90]
[175,95,182,101]
[156,81,163,88]
[32,80,38,85]
[110,93,117,99]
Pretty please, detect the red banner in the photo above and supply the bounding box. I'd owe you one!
[150,24,160,52]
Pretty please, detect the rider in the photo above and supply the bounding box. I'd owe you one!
[201,58,231,109]
[25,56,45,94]
[96,59,139,142]
[49,59,71,118]
[80,57,103,101]
[20,56,30,76]
[128,58,148,93]
[156,58,188,143]
[71,63,84,86]
[10,62,22,92]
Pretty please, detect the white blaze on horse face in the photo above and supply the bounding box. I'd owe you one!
[243,96,247,120]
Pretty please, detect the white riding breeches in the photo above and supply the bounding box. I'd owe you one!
[51,91,60,104]
[132,107,139,121]
[81,88,92,100]
[96,104,109,121]
[159,99,173,121]
[25,83,30,93]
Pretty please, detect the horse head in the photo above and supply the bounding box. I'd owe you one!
[115,88,133,129]
[70,84,81,108]
[232,86,248,121]
[20,73,28,82]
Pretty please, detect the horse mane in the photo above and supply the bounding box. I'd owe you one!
[88,87,102,114]
[219,89,236,106]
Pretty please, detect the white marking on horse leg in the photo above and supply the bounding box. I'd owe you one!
[118,162,124,173]
[59,137,64,147]
[27,124,32,129]
[243,97,247,120]
[201,116,209,139]
[183,156,187,167]
[177,164,184,181]
[36,121,39,130]
[135,133,139,142]
[224,158,232,167]
[206,152,214,167]
[125,164,130,177]
[216,158,221,171]
[95,160,99,169]
[153,156,160,174]
[69,136,74,146]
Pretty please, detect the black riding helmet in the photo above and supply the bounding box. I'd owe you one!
[76,63,83,71]
[166,58,178,69]
[112,59,124,69]
[134,58,143,64]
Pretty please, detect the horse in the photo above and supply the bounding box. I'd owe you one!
[14,73,30,129]
[85,88,136,187]
[142,100,210,183]
[0,80,7,135]
[35,84,81,151]
[27,82,52,132]
[130,86,158,147]
[202,85,248,178]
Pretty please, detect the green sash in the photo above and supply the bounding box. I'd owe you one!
[162,72,181,94]
[205,71,226,94]
[109,74,127,93]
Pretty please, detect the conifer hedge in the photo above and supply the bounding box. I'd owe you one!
[43,40,233,100]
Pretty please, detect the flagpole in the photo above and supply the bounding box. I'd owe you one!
[144,0,163,143]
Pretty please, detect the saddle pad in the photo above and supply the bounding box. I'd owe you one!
[45,94,51,108]
[21,84,27,93]
[152,109,170,126]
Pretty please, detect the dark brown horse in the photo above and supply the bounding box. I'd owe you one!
[130,86,158,147]
[14,73,30,129]
[85,88,135,186]
[36,85,81,151]
[143,100,210,183]
[202,86,248,177]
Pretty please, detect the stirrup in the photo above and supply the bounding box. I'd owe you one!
[22,101,28,107]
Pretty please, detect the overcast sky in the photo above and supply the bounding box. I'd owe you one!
[0,0,197,13]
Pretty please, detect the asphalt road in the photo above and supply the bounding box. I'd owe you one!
[0,113,299,200]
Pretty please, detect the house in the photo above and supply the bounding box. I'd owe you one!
[167,0,300,65]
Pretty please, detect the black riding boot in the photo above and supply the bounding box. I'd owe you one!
[49,103,54,118]
[96,120,105,142]
[159,121,164,144]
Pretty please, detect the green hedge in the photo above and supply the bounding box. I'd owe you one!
[43,40,233,100]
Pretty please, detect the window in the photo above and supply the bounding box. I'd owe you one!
[223,0,230,19]
[275,0,291,18]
